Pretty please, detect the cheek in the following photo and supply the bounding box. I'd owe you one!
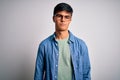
[67,21,71,25]
[55,20,61,25]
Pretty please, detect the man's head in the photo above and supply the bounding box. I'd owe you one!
[53,3,73,16]
[53,3,73,32]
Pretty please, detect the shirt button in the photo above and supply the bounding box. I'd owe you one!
[55,76,57,78]
[56,65,58,67]
[55,43,58,46]
[76,66,78,69]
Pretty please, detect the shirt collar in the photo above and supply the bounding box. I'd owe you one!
[69,31,75,43]
[50,30,75,43]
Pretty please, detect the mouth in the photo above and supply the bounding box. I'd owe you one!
[60,23,66,26]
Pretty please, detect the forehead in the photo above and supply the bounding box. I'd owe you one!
[56,10,71,15]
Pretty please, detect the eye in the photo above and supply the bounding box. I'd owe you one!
[55,14,62,18]
[65,16,71,19]
[54,14,71,20]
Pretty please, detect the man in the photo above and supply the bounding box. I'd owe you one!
[34,3,91,80]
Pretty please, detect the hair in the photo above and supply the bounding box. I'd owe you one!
[53,3,73,16]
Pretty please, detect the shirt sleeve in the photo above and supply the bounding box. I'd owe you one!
[82,42,91,80]
[34,43,45,80]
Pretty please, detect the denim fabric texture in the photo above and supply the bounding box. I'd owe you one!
[34,31,91,80]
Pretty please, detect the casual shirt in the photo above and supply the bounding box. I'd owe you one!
[56,36,72,80]
[34,31,91,80]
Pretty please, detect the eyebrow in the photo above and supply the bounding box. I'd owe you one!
[54,13,71,16]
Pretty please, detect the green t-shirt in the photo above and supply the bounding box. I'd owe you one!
[56,37,73,80]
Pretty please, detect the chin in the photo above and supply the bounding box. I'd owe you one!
[57,29,68,31]
[56,26,68,31]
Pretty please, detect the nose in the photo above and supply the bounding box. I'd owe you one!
[61,16,65,22]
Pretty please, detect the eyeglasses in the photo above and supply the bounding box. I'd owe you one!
[54,14,72,21]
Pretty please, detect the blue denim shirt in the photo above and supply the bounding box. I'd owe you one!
[34,31,91,80]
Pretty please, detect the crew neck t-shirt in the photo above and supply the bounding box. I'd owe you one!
[56,37,73,80]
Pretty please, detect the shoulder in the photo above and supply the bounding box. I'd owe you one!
[72,35,89,55]
[39,34,54,47]
[71,33,88,49]
[74,36,86,46]
[69,31,87,46]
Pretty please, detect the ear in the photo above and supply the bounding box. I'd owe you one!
[53,16,55,22]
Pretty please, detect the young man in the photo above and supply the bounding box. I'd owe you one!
[34,3,91,80]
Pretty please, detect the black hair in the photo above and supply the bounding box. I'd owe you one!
[53,3,73,16]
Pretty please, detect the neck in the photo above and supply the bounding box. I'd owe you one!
[55,30,69,40]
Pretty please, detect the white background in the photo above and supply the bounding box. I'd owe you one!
[0,0,120,80]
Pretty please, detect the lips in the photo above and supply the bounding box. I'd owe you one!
[60,23,66,26]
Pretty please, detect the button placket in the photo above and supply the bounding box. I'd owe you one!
[54,42,59,80]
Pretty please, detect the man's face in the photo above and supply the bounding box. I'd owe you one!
[53,11,72,31]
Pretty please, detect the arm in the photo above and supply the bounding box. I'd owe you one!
[82,43,91,80]
[34,44,45,80]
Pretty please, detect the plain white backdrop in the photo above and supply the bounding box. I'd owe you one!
[0,0,120,80]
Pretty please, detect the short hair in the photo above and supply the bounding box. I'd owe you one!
[53,3,73,16]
